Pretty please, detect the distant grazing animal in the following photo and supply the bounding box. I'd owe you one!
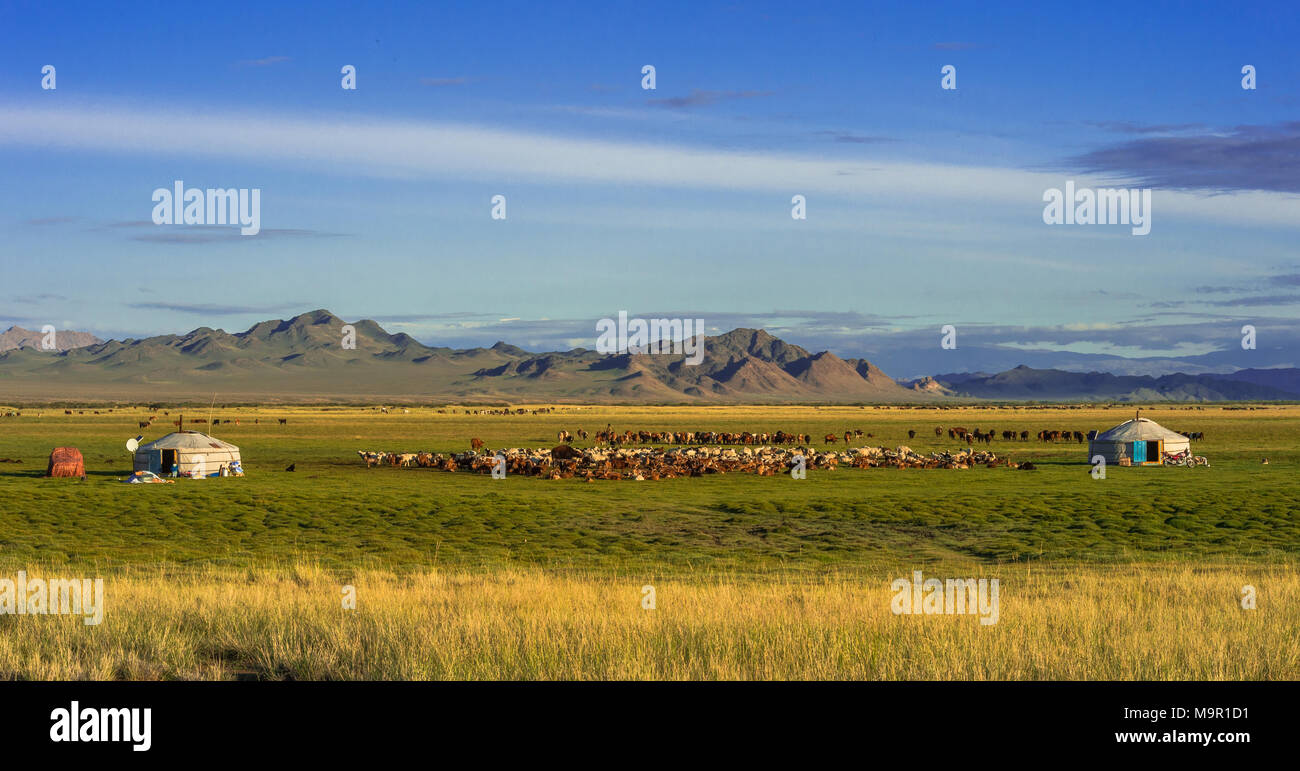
[285,464,296,472]
[470,437,484,451]
[211,419,221,426]
[1262,458,1269,465]
[552,444,580,461]
[934,427,942,437]
[1020,431,1029,441]
[824,434,837,444]
[138,421,151,429]
[557,430,572,443]
[277,418,288,426]
[908,430,916,439]
[1019,462,1036,470]
[192,418,206,424]
[844,431,852,444]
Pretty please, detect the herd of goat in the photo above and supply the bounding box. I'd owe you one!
[356,444,1030,480]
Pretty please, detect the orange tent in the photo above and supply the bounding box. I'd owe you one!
[46,447,86,478]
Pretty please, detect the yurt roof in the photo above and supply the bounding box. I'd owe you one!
[1094,418,1187,443]
[137,431,239,452]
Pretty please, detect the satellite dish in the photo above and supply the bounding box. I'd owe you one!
[126,435,142,453]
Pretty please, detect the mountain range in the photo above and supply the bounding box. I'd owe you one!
[0,311,1296,403]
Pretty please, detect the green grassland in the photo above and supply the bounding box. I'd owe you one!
[2,403,1296,573]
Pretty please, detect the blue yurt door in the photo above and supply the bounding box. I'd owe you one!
[1131,440,1146,463]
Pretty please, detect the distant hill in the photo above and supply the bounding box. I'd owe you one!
[932,365,1300,401]
[2,310,1296,403]
[1206,368,1300,397]
[0,311,915,403]
[0,325,101,353]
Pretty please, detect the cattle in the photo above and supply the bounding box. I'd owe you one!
[908,430,916,439]
[138,421,151,429]
[1020,431,1029,441]
[934,427,943,437]
[277,418,288,426]
[844,431,852,444]
[557,430,572,444]
[552,444,580,460]
[824,434,838,444]
[192,418,206,424]
[470,437,484,451]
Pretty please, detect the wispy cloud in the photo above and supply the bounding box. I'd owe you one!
[1084,120,1208,135]
[3,102,1299,227]
[237,56,290,67]
[1204,294,1300,307]
[23,216,78,226]
[8,293,68,303]
[646,89,773,109]
[1067,121,1300,194]
[933,42,979,50]
[419,76,473,87]
[816,130,895,144]
[126,302,303,315]
[129,227,344,244]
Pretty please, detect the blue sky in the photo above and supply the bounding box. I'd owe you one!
[2,0,1298,376]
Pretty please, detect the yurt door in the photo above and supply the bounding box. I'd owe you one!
[1131,441,1146,463]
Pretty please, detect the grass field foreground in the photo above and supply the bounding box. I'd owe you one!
[0,562,1294,680]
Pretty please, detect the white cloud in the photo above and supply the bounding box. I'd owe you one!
[1,102,1297,227]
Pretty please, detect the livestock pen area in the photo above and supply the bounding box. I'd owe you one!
[1,403,1296,571]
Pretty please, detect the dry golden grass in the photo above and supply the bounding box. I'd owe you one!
[1,562,1295,680]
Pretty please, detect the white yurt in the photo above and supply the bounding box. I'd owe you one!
[1088,417,1189,466]
[133,431,243,478]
